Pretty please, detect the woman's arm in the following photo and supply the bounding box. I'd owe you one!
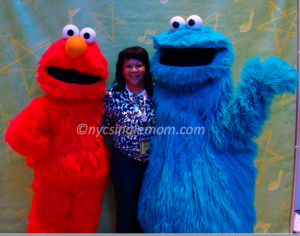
[99,90,115,135]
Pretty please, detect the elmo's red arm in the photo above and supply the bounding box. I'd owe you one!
[4,97,53,167]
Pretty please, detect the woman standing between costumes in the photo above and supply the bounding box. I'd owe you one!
[100,46,155,233]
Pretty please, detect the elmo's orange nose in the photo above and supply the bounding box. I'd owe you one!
[65,36,87,59]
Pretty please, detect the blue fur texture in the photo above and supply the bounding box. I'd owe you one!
[138,26,298,233]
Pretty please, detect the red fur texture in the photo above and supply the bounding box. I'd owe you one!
[4,37,110,233]
[37,38,108,100]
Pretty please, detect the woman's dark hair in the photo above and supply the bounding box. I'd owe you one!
[111,46,154,97]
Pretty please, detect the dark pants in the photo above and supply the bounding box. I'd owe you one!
[110,148,148,233]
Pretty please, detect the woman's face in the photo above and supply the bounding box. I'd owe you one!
[122,58,146,87]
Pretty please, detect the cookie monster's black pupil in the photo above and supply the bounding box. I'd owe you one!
[67,30,74,36]
[188,19,195,26]
[84,33,90,39]
[173,21,180,29]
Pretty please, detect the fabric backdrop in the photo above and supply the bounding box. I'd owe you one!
[0,0,297,233]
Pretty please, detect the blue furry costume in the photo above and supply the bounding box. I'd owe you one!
[138,15,298,233]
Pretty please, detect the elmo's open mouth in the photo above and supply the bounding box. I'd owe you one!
[47,67,101,85]
[159,48,223,67]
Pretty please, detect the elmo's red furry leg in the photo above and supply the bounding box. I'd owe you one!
[27,184,72,233]
[65,187,105,233]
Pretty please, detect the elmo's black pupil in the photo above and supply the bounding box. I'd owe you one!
[67,30,74,36]
[84,33,90,39]
[173,21,180,29]
[188,19,195,26]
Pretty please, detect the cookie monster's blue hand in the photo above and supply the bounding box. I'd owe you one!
[227,56,298,140]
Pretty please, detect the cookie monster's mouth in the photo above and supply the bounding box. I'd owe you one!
[159,48,222,67]
[47,67,101,85]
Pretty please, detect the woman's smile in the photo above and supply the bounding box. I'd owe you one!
[122,58,146,88]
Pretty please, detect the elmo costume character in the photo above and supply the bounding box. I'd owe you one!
[4,24,109,233]
[138,15,298,233]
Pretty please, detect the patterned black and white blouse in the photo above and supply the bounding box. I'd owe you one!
[100,86,156,162]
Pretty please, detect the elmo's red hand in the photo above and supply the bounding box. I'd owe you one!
[5,98,53,167]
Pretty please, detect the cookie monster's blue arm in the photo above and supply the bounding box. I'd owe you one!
[226,56,297,141]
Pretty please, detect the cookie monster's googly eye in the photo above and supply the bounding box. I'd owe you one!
[170,16,185,31]
[62,24,80,39]
[80,28,96,44]
[186,15,203,30]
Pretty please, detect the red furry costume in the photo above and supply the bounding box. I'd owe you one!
[4,25,109,233]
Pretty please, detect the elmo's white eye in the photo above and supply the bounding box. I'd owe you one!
[80,28,96,44]
[169,16,185,31]
[62,24,80,39]
[186,15,203,30]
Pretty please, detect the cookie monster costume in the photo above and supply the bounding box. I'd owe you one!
[138,15,298,233]
[5,25,109,233]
